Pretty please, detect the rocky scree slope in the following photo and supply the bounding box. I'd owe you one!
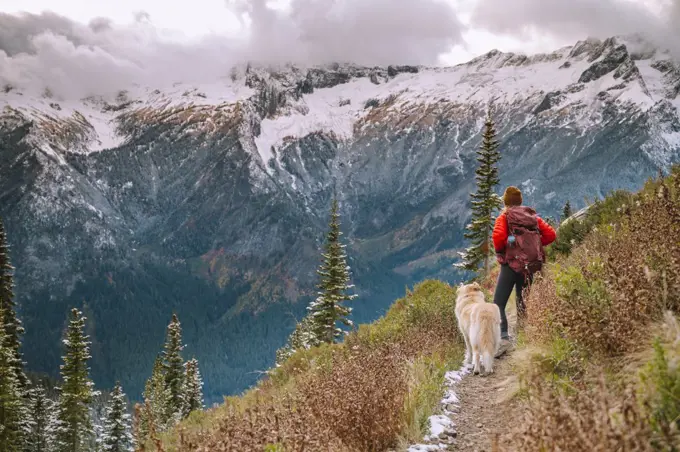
[0,35,679,400]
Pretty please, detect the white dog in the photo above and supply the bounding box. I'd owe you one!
[455,282,501,375]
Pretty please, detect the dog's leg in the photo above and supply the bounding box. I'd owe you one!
[458,320,472,366]
[463,330,472,366]
[473,349,481,375]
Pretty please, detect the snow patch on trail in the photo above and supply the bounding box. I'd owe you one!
[407,365,470,451]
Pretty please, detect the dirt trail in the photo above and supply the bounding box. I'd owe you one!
[447,356,518,451]
[406,304,520,452]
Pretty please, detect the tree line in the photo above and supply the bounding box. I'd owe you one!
[0,218,204,451]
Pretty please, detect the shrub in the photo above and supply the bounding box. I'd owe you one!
[509,374,653,452]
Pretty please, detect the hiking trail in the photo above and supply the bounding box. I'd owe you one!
[407,306,519,451]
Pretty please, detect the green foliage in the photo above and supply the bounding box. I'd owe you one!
[0,308,24,451]
[54,308,97,452]
[182,358,204,417]
[100,383,133,452]
[307,199,357,344]
[0,217,27,390]
[138,356,170,443]
[399,349,462,446]
[640,337,680,448]
[25,385,55,452]
[551,190,633,257]
[562,200,572,221]
[457,112,502,275]
[275,316,319,367]
[162,314,185,425]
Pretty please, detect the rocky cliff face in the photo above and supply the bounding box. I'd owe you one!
[1,35,679,401]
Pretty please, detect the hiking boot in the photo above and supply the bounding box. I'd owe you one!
[495,338,513,358]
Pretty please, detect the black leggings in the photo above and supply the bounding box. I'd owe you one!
[493,264,530,338]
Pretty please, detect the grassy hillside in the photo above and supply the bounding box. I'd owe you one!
[152,280,463,451]
[501,166,680,450]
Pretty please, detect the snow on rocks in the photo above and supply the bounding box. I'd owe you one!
[407,365,470,451]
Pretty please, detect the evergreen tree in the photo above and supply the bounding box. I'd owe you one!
[161,314,184,425]
[0,218,27,390]
[275,316,319,366]
[138,356,169,443]
[181,359,204,417]
[0,310,24,451]
[562,200,573,221]
[54,308,97,452]
[100,383,133,452]
[307,199,357,344]
[456,111,502,276]
[25,385,55,452]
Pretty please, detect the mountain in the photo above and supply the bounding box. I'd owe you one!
[1,35,679,402]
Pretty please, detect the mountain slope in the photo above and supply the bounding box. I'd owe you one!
[1,35,679,400]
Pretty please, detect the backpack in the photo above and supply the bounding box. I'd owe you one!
[503,206,545,276]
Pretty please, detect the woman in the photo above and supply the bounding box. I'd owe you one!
[492,186,556,356]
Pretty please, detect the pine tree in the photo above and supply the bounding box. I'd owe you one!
[0,218,27,390]
[100,383,133,452]
[161,314,184,425]
[562,200,573,221]
[182,359,204,417]
[275,315,319,366]
[25,385,55,452]
[307,199,357,344]
[54,308,98,452]
[456,111,502,276]
[0,309,24,451]
[137,356,169,443]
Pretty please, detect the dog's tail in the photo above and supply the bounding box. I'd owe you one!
[476,308,499,373]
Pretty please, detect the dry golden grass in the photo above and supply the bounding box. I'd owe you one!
[506,168,680,451]
[153,280,463,452]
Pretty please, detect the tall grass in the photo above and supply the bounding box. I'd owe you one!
[506,167,680,451]
[154,280,463,451]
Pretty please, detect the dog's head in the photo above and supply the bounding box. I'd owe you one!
[457,281,483,298]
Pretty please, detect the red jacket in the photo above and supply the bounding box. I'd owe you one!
[492,209,556,253]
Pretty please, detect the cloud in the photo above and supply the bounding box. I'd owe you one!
[470,0,680,57]
[229,0,465,65]
[0,1,465,99]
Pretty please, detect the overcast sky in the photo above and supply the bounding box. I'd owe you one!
[0,0,677,98]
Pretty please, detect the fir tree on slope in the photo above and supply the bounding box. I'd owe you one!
[275,316,319,366]
[562,200,573,221]
[0,308,24,451]
[456,111,502,276]
[182,358,204,417]
[54,308,98,452]
[307,199,357,344]
[136,357,169,445]
[25,385,55,452]
[100,383,133,452]
[161,314,185,425]
[0,218,27,390]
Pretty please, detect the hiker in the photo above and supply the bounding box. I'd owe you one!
[492,186,556,356]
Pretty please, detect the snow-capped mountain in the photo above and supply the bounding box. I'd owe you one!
[1,35,679,400]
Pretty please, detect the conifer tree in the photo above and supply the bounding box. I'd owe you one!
[0,309,24,451]
[54,308,97,452]
[26,385,55,452]
[456,111,502,276]
[0,218,27,389]
[161,314,184,425]
[182,359,204,417]
[562,200,573,221]
[100,383,133,452]
[275,316,319,366]
[138,356,169,443]
[307,199,357,344]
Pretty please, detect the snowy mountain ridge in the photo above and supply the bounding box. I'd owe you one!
[3,35,679,171]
